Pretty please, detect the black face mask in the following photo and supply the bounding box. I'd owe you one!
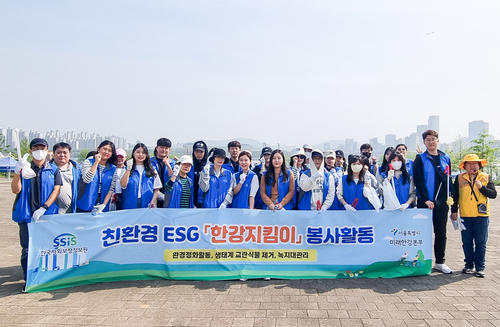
[362,152,371,159]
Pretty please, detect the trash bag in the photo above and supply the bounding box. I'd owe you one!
[381,180,401,211]
[365,186,382,212]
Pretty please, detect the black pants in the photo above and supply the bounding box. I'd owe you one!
[18,222,29,281]
[432,203,449,264]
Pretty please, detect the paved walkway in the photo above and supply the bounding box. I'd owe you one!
[0,179,499,327]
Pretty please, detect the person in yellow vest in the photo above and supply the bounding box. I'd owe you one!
[451,154,497,278]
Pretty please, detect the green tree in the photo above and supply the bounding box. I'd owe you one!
[18,139,32,160]
[78,149,93,163]
[467,129,499,178]
[0,134,11,155]
[448,134,468,172]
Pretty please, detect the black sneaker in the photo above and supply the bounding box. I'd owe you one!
[475,270,485,278]
[462,267,474,274]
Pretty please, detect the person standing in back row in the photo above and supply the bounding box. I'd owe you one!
[414,130,454,274]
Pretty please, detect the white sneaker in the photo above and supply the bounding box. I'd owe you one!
[434,263,453,274]
[239,278,247,282]
[263,277,271,281]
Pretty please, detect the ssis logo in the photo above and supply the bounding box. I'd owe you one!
[53,233,77,249]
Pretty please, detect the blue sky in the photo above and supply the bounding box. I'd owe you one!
[1,1,499,146]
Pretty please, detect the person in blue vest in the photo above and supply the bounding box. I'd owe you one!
[222,140,242,174]
[289,147,307,209]
[76,140,117,214]
[188,140,208,208]
[199,148,232,208]
[360,143,378,176]
[298,149,336,211]
[260,149,295,211]
[120,143,162,209]
[164,155,194,208]
[414,129,454,274]
[252,146,272,209]
[150,138,175,208]
[382,151,415,211]
[337,154,374,211]
[51,142,81,214]
[376,147,395,184]
[220,150,259,209]
[325,150,345,210]
[11,138,62,284]
[395,143,414,176]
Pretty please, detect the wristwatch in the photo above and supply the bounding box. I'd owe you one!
[42,204,49,210]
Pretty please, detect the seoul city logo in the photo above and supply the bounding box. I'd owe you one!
[53,233,78,249]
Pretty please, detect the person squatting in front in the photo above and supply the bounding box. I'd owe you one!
[337,155,375,212]
[451,154,497,278]
[164,155,195,208]
[199,148,233,208]
[11,138,62,283]
[120,143,162,209]
[260,149,295,211]
[297,149,336,211]
[219,150,259,209]
[76,140,117,214]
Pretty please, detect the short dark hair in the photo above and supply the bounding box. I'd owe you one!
[360,143,373,152]
[53,142,72,153]
[228,141,241,149]
[395,143,407,151]
[238,150,252,161]
[157,138,172,147]
[422,130,439,141]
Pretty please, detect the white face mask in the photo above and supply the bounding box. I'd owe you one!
[305,152,311,159]
[391,161,402,170]
[32,149,48,161]
[351,164,363,173]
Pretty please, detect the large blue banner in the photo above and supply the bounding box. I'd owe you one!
[26,208,432,292]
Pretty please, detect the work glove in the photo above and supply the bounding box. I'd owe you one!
[399,203,409,211]
[15,154,29,174]
[344,204,357,212]
[18,154,36,179]
[458,218,466,231]
[92,204,106,216]
[126,159,133,171]
[203,161,211,174]
[387,170,395,180]
[239,173,247,184]
[157,192,165,201]
[147,202,156,209]
[218,203,227,210]
[32,207,46,222]
[172,165,180,177]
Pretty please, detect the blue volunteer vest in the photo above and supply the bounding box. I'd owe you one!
[165,176,194,208]
[151,157,174,185]
[188,164,206,205]
[393,174,411,205]
[263,169,294,210]
[406,159,414,176]
[76,158,116,212]
[340,175,374,210]
[231,170,257,209]
[122,168,157,209]
[222,162,242,174]
[69,160,81,213]
[12,162,59,223]
[417,151,450,201]
[297,170,331,210]
[202,167,232,208]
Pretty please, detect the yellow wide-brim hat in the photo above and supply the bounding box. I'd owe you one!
[459,154,487,170]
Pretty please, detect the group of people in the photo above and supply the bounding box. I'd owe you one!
[11,129,496,289]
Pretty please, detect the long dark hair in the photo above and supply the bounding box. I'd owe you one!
[97,140,117,166]
[388,151,410,184]
[289,154,307,171]
[130,143,156,178]
[265,149,289,186]
[380,147,394,176]
[346,155,365,185]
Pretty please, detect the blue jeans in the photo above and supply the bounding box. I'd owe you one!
[461,217,489,271]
